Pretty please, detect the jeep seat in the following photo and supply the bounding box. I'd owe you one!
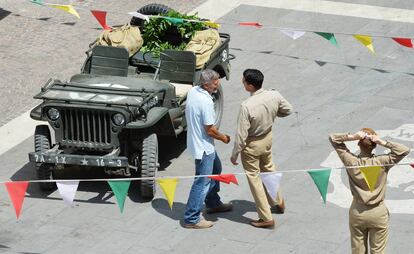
[159,50,196,103]
[170,82,193,103]
[159,50,196,84]
[90,46,129,77]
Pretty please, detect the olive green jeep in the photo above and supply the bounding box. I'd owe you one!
[28,4,232,199]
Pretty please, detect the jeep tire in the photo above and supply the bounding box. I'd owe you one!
[130,3,172,27]
[34,125,55,191]
[140,133,158,199]
[212,84,224,128]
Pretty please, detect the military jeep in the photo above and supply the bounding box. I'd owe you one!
[28,4,232,199]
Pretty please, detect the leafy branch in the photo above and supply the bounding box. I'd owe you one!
[141,10,205,57]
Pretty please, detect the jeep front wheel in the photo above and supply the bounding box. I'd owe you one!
[34,125,55,191]
[140,133,158,200]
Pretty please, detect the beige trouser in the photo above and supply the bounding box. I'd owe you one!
[349,200,389,254]
[241,131,283,222]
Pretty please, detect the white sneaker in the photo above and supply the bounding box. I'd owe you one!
[184,219,214,229]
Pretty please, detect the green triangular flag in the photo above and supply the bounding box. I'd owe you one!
[308,168,332,204]
[359,166,382,192]
[164,17,184,25]
[314,32,338,46]
[30,0,44,5]
[108,180,131,213]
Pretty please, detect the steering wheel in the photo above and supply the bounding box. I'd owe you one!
[142,51,179,73]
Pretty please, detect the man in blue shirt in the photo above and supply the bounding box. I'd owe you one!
[183,69,233,229]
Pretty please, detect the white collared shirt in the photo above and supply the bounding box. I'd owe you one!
[185,86,216,159]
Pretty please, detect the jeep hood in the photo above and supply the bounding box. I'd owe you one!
[35,74,170,106]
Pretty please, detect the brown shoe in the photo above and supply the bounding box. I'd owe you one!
[250,219,275,229]
[184,219,214,229]
[271,199,285,214]
[206,203,233,214]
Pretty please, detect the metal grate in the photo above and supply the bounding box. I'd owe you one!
[61,108,111,145]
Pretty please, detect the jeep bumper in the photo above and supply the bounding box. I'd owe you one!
[28,152,129,167]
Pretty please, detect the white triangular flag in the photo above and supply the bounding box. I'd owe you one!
[261,172,282,201]
[280,29,305,40]
[56,181,79,207]
[128,12,150,22]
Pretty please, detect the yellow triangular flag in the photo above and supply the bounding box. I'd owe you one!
[48,4,80,19]
[353,34,375,53]
[359,166,382,192]
[203,21,221,29]
[156,178,178,209]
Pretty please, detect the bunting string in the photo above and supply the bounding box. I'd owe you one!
[13,0,414,49]
[1,162,413,184]
[230,47,414,76]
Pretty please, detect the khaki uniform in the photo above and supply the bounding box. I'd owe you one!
[232,88,293,221]
[330,133,410,254]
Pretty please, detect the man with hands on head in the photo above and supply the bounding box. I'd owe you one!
[329,128,409,254]
[183,69,233,229]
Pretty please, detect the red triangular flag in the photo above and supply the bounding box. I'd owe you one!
[392,38,413,48]
[208,174,238,185]
[5,181,29,219]
[410,163,414,169]
[239,22,262,28]
[91,10,111,30]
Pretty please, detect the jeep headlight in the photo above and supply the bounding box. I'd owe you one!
[47,108,60,121]
[112,113,125,126]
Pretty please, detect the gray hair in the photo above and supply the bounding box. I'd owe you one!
[199,69,219,86]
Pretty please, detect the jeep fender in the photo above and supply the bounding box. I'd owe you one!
[125,107,177,136]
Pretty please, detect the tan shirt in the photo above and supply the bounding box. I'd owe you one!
[329,133,410,206]
[231,88,293,158]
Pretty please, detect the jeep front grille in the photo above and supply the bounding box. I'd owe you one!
[61,108,112,145]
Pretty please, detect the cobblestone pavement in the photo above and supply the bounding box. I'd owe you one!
[0,0,205,126]
[0,1,414,253]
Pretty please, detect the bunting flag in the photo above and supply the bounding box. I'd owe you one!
[280,29,306,40]
[108,180,131,213]
[315,60,327,67]
[314,32,338,46]
[392,38,413,48]
[56,181,79,207]
[259,50,273,54]
[156,178,178,209]
[261,172,282,201]
[91,10,111,30]
[203,20,221,29]
[373,68,389,74]
[30,0,44,6]
[47,4,80,19]
[360,166,382,192]
[4,181,29,219]
[208,174,238,185]
[238,22,263,28]
[353,34,375,53]
[164,17,184,25]
[128,11,150,22]
[308,168,331,204]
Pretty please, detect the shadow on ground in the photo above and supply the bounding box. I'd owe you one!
[151,198,258,226]
[0,8,11,21]
[158,134,187,171]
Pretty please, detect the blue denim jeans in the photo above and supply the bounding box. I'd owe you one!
[184,151,223,224]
